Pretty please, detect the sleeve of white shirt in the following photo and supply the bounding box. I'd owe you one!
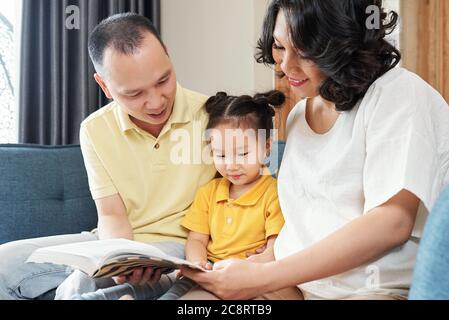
[362,73,449,238]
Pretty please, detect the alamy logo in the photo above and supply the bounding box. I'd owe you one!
[366,5,381,30]
[365,265,380,289]
[65,5,80,30]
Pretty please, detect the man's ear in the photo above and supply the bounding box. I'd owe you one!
[94,73,113,100]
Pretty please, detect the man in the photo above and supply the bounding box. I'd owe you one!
[0,13,216,300]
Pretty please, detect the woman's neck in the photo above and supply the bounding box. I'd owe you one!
[305,96,339,135]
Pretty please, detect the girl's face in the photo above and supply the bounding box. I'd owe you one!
[272,10,327,99]
[209,123,270,187]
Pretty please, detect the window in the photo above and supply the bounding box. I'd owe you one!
[0,0,20,143]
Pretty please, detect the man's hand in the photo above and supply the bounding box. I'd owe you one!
[114,267,162,286]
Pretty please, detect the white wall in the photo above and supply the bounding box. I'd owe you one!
[161,0,274,96]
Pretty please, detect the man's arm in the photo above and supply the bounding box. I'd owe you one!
[96,193,161,285]
[95,193,133,240]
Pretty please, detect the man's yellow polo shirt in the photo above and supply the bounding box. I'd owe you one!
[79,84,217,244]
[181,174,285,262]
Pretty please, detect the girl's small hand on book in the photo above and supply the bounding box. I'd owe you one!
[176,261,211,279]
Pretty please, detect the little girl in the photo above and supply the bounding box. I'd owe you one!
[158,90,287,299]
[72,90,286,300]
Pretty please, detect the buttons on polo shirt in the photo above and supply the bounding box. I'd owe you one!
[154,143,160,149]
[226,217,233,224]
[226,200,234,208]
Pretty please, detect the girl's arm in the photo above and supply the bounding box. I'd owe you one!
[247,235,277,263]
[181,189,420,299]
[185,231,211,269]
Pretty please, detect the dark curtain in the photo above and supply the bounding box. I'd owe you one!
[19,0,160,145]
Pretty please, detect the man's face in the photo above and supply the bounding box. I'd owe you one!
[95,33,177,131]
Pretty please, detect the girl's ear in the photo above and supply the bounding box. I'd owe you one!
[265,138,273,157]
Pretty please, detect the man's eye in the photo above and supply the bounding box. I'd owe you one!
[159,78,169,85]
[128,92,141,98]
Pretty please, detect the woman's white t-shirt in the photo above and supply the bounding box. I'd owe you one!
[275,67,449,299]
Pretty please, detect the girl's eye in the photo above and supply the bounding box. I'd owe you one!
[239,152,249,157]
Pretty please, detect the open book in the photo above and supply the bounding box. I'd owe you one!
[26,238,205,278]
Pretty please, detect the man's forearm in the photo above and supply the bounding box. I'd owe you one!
[98,215,133,240]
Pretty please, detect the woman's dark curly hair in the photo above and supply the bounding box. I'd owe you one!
[256,0,401,112]
[205,90,285,139]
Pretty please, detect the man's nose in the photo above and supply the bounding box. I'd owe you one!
[143,90,164,109]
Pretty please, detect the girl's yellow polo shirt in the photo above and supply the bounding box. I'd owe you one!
[181,174,285,262]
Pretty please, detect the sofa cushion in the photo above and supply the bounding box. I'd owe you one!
[0,144,97,244]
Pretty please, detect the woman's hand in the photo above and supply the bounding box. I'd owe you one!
[114,267,162,286]
[180,259,273,300]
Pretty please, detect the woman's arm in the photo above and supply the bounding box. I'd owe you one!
[181,189,420,299]
[266,189,420,290]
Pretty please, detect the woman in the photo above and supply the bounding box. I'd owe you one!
[181,0,449,300]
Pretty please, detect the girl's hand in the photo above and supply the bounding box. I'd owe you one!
[246,247,275,263]
[180,259,272,300]
[177,261,212,279]
[246,244,267,258]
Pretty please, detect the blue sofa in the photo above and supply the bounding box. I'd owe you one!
[0,141,286,244]
[409,185,449,299]
[0,144,97,244]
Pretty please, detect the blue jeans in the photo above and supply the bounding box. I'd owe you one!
[55,241,186,300]
[409,185,449,300]
[0,232,97,300]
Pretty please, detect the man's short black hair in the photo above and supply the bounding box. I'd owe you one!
[88,12,165,72]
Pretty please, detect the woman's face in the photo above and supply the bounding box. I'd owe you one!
[272,10,327,99]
